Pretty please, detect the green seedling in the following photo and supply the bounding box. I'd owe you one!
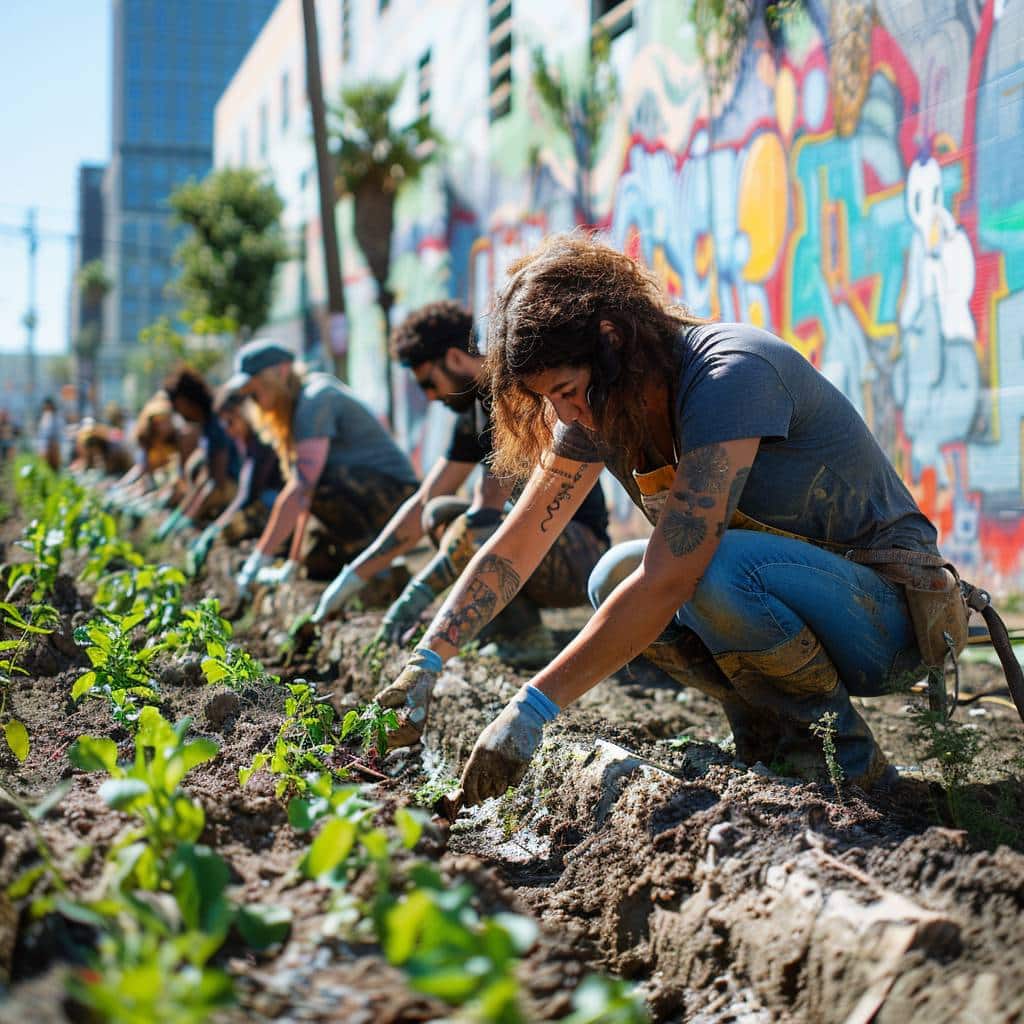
[809,710,844,799]
[240,681,344,797]
[95,563,187,634]
[8,517,65,601]
[361,635,388,685]
[155,598,233,656]
[201,639,276,691]
[72,612,160,727]
[69,708,219,876]
[340,702,400,757]
[0,601,58,762]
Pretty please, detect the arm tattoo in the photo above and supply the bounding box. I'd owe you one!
[476,553,521,602]
[425,553,520,647]
[662,509,707,555]
[428,576,497,648]
[681,444,729,493]
[540,464,587,533]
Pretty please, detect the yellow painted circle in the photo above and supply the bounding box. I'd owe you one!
[738,132,788,281]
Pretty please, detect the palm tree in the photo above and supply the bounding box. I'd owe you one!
[75,259,112,412]
[329,78,439,424]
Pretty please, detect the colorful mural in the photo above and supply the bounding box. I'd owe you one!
[384,0,1023,590]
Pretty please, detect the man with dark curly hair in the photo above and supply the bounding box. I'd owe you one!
[310,299,610,668]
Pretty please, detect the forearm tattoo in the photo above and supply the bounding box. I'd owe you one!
[426,553,520,648]
[662,444,731,557]
[540,464,587,533]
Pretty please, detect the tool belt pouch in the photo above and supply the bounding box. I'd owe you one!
[848,552,968,669]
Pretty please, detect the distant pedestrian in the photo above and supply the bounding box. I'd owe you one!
[34,397,62,471]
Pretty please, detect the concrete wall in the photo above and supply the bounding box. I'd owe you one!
[219,0,1024,591]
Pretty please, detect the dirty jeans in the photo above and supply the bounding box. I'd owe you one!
[588,531,923,695]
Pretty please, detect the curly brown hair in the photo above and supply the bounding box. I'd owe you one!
[390,300,474,367]
[484,233,704,479]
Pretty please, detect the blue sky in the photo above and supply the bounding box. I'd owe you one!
[0,3,109,355]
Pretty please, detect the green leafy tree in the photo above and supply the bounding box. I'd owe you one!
[531,30,619,226]
[130,316,223,391]
[329,78,440,421]
[169,168,290,338]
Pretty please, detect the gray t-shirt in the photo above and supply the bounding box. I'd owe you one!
[553,323,938,553]
[293,373,417,489]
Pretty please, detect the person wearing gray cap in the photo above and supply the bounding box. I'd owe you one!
[225,338,418,597]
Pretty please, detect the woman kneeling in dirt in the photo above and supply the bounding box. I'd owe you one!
[225,339,418,596]
[376,234,942,802]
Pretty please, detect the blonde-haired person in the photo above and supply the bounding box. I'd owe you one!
[375,233,946,800]
[108,391,187,501]
[225,340,418,596]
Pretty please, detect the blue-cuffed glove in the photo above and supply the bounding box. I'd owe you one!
[185,524,220,576]
[235,549,270,598]
[460,685,559,805]
[376,579,435,645]
[373,647,442,748]
[255,559,299,588]
[153,507,191,542]
[312,564,367,623]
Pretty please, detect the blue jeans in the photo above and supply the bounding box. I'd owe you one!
[589,531,923,696]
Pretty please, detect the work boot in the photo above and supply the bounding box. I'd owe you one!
[714,626,890,791]
[642,627,781,765]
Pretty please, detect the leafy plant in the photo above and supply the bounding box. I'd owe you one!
[201,639,275,691]
[155,598,233,656]
[240,681,344,797]
[340,702,400,757]
[95,563,188,634]
[72,612,160,728]
[0,601,58,762]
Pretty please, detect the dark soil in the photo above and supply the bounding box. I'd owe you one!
[1,530,1023,1023]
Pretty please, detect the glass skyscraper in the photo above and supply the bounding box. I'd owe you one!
[101,0,276,403]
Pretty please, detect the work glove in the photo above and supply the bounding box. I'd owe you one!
[460,685,560,806]
[311,564,367,624]
[376,579,436,646]
[185,524,220,576]
[235,549,270,598]
[373,647,442,749]
[255,559,299,588]
[153,507,191,542]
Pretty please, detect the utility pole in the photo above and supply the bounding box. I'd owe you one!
[301,0,348,380]
[23,208,39,417]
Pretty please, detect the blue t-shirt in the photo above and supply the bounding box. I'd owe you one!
[553,322,938,553]
[202,416,241,480]
[292,373,417,489]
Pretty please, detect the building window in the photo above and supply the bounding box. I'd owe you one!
[281,70,290,132]
[488,0,513,122]
[341,0,352,63]
[590,0,633,40]
[259,101,269,159]
[417,50,432,121]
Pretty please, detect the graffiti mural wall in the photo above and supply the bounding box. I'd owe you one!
[383,0,1023,590]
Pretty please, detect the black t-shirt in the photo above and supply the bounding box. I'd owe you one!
[447,394,610,545]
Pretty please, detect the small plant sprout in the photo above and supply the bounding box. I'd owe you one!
[0,601,58,762]
[72,612,160,728]
[341,702,400,757]
[809,711,844,798]
[201,639,276,690]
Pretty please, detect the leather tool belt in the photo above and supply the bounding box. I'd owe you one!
[847,547,1024,723]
